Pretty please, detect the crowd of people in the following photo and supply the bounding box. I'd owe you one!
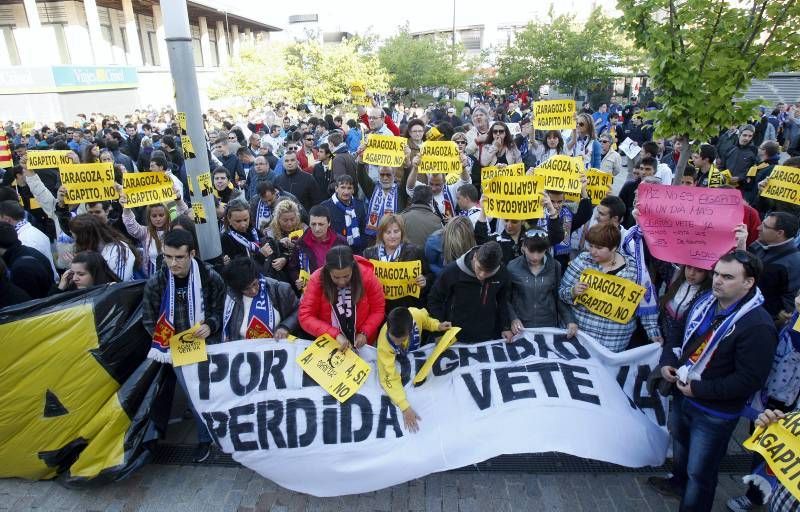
[3,94,800,512]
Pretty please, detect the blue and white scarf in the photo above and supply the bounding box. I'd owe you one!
[387,321,422,355]
[147,258,204,363]
[330,193,361,246]
[228,227,261,255]
[377,243,403,262]
[365,184,397,236]
[222,276,275,341]
[255,198,275,231]
[621,225,658,318]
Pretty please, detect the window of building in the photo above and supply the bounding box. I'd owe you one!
[207,26,219,67]
[0,26,20,66]
[191,25,203,67]
[42,23,71,64]
[147,32,160,66]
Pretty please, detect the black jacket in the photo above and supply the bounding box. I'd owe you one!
[659,293,777,415]
[274,170,323,212]
[474,216,565,265]
[363,243,432,311]
[427,246,511,343]
[225,276,300,338]
[507,254,575,328]
[2,242,53,299]
[723,143,758,180]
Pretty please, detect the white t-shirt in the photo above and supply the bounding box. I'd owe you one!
[101,242,135,282]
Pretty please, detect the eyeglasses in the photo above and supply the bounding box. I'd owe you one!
[492,130,506,134]
[760,223,779,231]
[600,140,610,144]
[305,138,313,141]
[454,140,467,145]
[525,229,548,239]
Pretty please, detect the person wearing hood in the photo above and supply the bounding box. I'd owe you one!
[427,241,513,344]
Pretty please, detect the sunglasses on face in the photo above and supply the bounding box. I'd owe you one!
[493,130,505,134]
[454,140,467,145]
[600,140,610,143]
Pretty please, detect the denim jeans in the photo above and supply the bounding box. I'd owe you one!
[671,395,739,512]
[174,366,212,444]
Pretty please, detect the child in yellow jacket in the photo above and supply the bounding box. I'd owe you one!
[377,306,451,432]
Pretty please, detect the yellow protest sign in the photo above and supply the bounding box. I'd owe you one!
[707,167,732,188]
[170,324,208,367]
[481,163,525,184]
[445,172,460,186]
[417,141,461,174]
[189,171,212,197]
[296,334,371,403]
[793,315,800,333]
[537,155,583,174]
[191,203,208,224]
[176,112,187,136]
[350,82,371,106]
[761,165,800,205]
[123,172,175,208]
[586,169,613,205]
[288,228,305,240]
[298,269,310,293]
[483,175,545,220]
[533,100,576,130]
[363,134,407,168]
[743,411,800,502]
[20,121,35,135]
[369,260,421,300]
[575,269,645,324]
[413,327,462,384]
[59,163,118,205]
[181,136,196,160]
[27,150,74,170]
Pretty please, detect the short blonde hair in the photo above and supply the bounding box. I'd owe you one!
[375,213,406,244]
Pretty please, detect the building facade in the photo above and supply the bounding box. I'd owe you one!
[0,0,280,122]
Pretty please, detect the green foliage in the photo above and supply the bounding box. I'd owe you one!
[378,27,477,92]
[209,38,390,108]
[617,0,800,152]
[495,8,637,96]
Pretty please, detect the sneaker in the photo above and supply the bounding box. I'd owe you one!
[727,496,757,512]
[191,442,212,463]
[647,476,683,498]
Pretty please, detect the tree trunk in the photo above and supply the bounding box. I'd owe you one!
[672,135,691,185]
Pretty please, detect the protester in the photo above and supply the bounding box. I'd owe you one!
[568,113,602,169]
[658,265,713,348]
[0,222,53,299]
[55,250,120,292]
[0,257,30,307]
[288,205,347,292]
[599,133,623,176]
[401,185,444,248]
[320,175,367,254]
[274,150,322,212]
[68,214,137,282]
[479,122,522,167]
[0,199,56,278]
[298,245,386,350]
[424,215,476,277]
[220,199,277,271]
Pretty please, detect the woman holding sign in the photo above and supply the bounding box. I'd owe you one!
[479,122,522,168]
[567,113,602,169]
[363,214,431,311]
[559,224,662,352]
[299,245,385,351]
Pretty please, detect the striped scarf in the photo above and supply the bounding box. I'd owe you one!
[331,193,360,246]
[366,184,397,236]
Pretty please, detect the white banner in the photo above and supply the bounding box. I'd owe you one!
[181,328,669,497]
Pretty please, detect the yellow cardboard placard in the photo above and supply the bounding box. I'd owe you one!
[363,134,407,168]
[743,411,800,502]
[761,166,800,205]
[191,202,208,224]
[369,260,422,300]
[481,163,525,184]
[445,172,461,186]
[483,175,545,220]
[586,169,613,205]
[350,82,371,107]
[123,172,176,208]
[535,169,582,194]
[170,324,208,367]
[181,136,196,160]
[288,228,305,240]
[536,155,583,174]
[59,163,118,204]
[575,269,645,324]
[418,141,462,174]
[20,121,35,135]
[295,334,371,403]
[197,172,212,196]
[27,150,74,170]
[298,269,310,293]
[793,314,800,333]
[175,112,187,136]
[413,327,462,384]
[533,100,576,130]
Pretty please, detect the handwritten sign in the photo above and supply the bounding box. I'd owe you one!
[296,334,371,403]
[481,163,525,184]
[413,327,461,384]
[59,163,118,204]
[618,138,641,160]
[637,184,743,270]
[27,150,73,170]
[761,165,800,205]
[483,175,544,220]
[533,100,576,130]
[369,260,421,300]
[418,141,461,174]
[575,269,645,324]
[363,134,407,168]
[586,169,613,205]
[123,172,176,208]
[170,325,208,367]
[19,121,35,135]
[743,410,800,502]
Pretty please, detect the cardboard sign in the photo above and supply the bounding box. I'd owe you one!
[176,112,188,136]
[575,269,645,324]
[170,325,208,367]
[618,138,641,159]
[19,121,35,135]
[298,269,310,293]
[418,141,461,174]
[362,135,407,168]
[412,327,461,384]
[27,150,74,170]
[533,100,576,130]
[188,171,213,197]
[181,136,196,160]
[481,163,525,184]
[708,167,732,188]
[537,154,583,174]
[350,82,371,107]
[59,163,118,204]
[586,169,613,205]
[123,172,176,208]
[191,202,208,224]
[637,184,742,270]
[288,228,305,240]
[743,411,800,502]
[535,168,582,195]
[483,175,545,220]
[296,334,371,403]
[761,165,800,205]
[369,260,422,299]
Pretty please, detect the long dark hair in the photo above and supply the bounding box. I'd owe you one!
[544,130,565,154]
[488,121,514,150]
[659,265,712,310]
[69,214,141,269]
[321,246,363,304]
[71,250,120,287]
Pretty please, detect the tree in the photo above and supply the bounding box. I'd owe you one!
[617,0,800,183]
[495,8,636,97]
[378,27,476,93]
[209,37,390,108]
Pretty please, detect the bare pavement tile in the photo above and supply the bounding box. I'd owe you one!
[0,464,748,512]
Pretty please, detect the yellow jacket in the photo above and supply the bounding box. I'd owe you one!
[377,307,442,410]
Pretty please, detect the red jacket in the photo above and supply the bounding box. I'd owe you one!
[358,112,400,136]
[296,148,319,173]
[299,256,386,344]
[743,203,760,247]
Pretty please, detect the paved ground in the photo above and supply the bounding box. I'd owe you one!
[0,464,748,512]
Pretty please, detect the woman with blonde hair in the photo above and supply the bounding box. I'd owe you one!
[424,215,476,276]
[266,199,307,283]
[567,112,602,169]
[364,213,431,310]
